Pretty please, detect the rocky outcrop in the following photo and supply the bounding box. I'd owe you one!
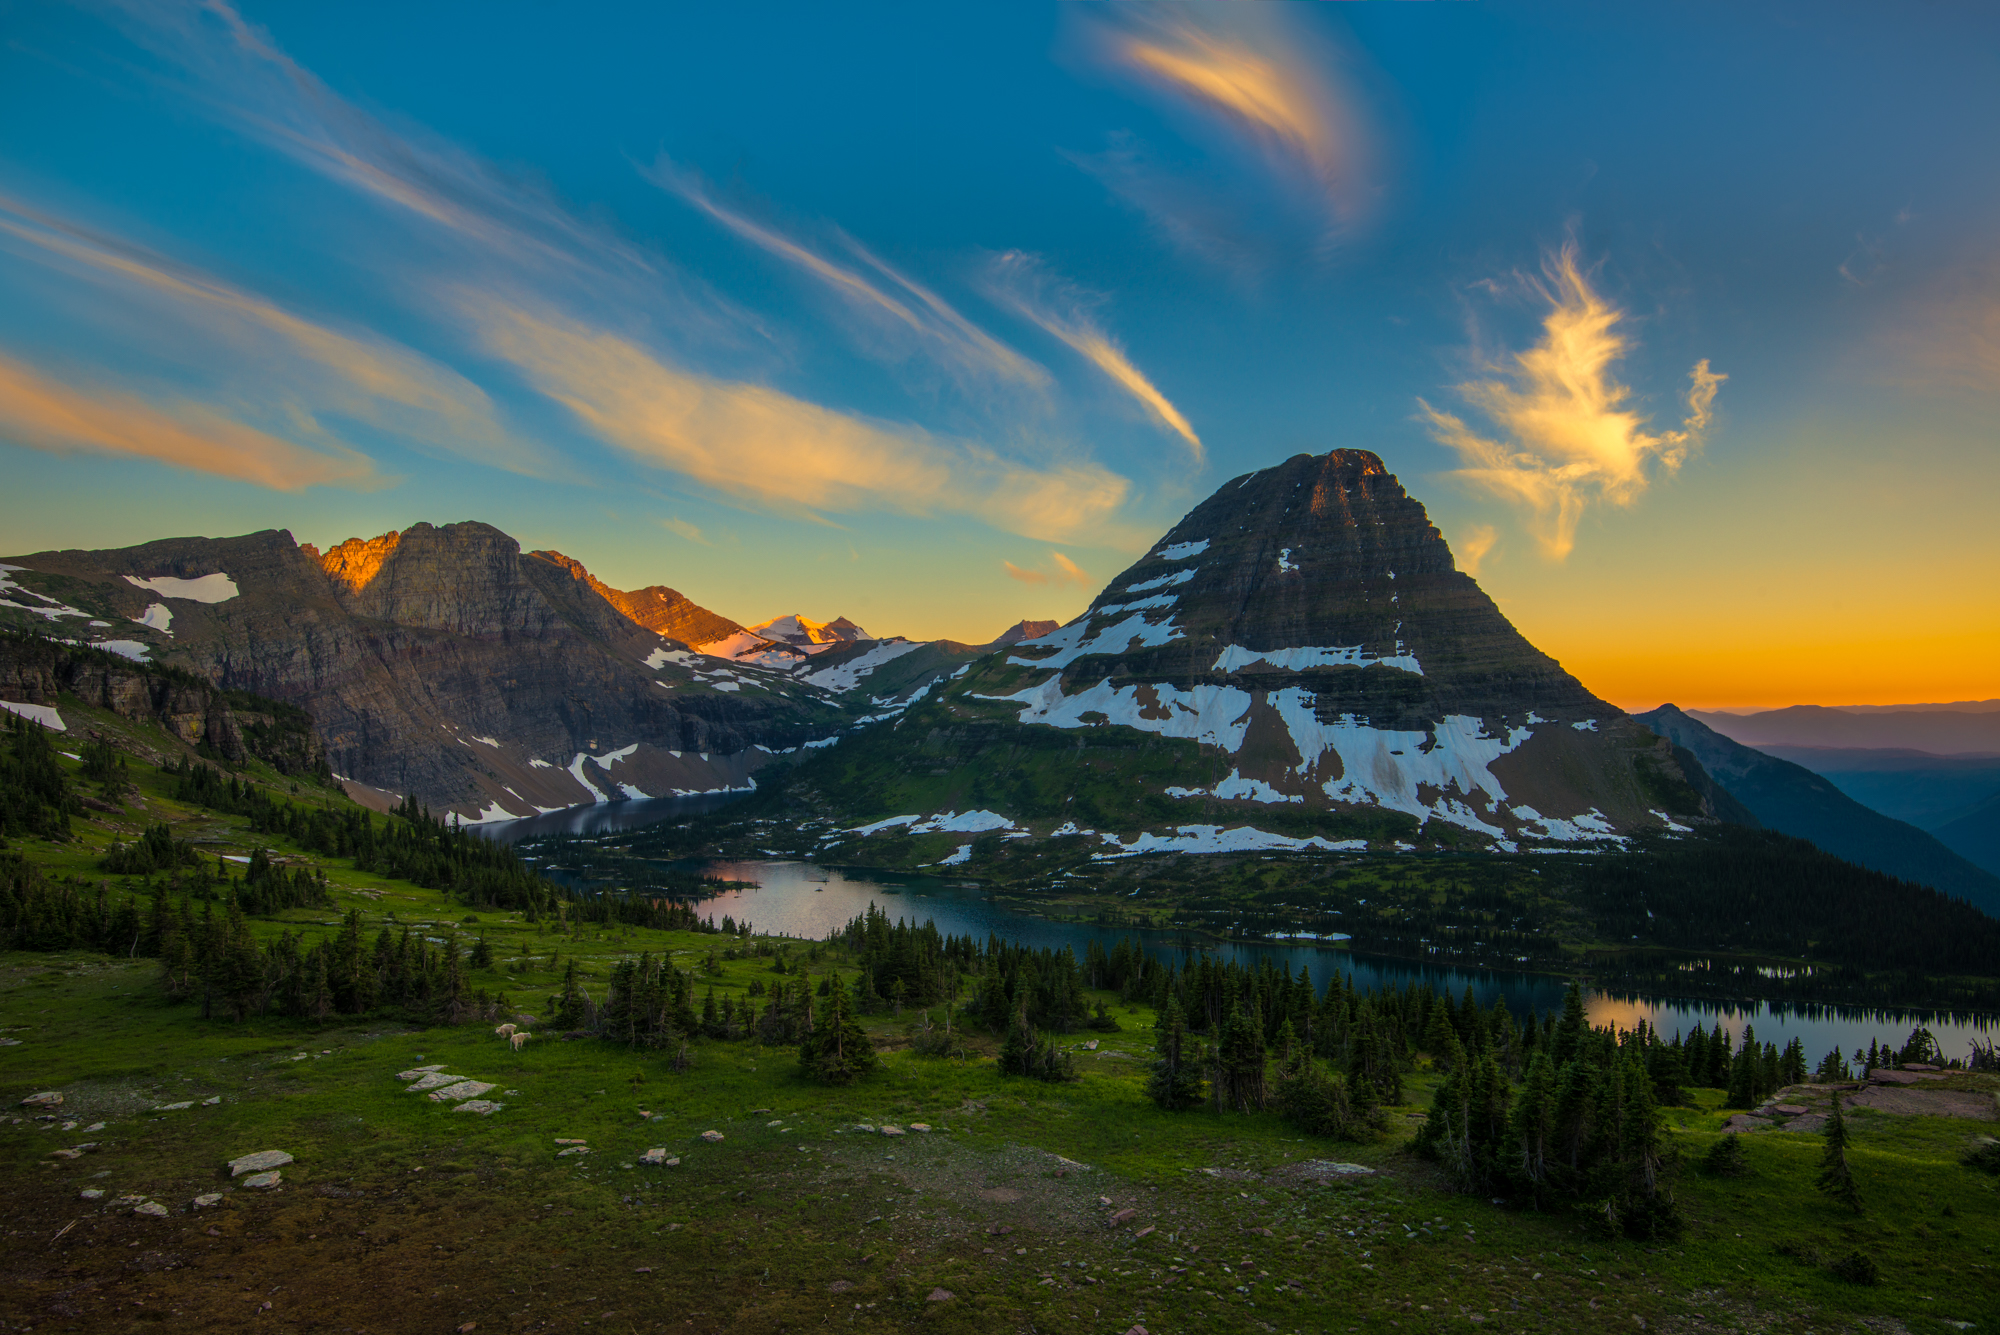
[5,524,850,818]
[0,633,324,773]
[531,552,746,648]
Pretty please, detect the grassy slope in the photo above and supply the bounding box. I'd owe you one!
[0,700,1997,1332]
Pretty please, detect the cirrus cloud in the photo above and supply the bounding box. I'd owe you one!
[1419,242,1723,560]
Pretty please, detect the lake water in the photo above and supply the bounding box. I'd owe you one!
[479,799,1998,1063]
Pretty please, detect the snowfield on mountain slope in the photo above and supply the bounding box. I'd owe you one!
[1212,642,1423,676]
[801,639,924,693]
[1004,609,1183,670]
[122,572,240,602]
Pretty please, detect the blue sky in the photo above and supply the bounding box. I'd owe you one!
[3,1,1997,707]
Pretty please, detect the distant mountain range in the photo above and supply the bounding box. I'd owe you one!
[1690,704,2000,753]
[1636,706,2000,915]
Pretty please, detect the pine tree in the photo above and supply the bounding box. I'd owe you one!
[1817,1092,1861,1213]
[1551,982,1589,1068]
[1509,1051,1558,1196]
[215,897,264,1021]
[798,974,876,1085]
[1146,994,1206,1110]
[1212,1005,1269,1113]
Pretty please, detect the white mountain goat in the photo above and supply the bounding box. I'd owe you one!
[495,1023,517,1038]
[510,1031,531,1051]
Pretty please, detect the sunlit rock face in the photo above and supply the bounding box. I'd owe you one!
[913,449,1713,852]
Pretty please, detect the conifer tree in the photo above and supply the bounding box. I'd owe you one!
[1509,1051,1558,1196]
[1817,1091,1861,1213]
[1212,1005,1269,1113]
[1551,982,1589,1068]
[1146,994,1205,1111]
[798,973,875,1085]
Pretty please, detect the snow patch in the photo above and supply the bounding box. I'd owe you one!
[471,736,500,748]
[456,800,525,825]
[89,640,153,662]
[528,759,553,769]
[1572,719,1599,731]
[1156,539,1209,560]
[983,676,1255,751]
[801,639,924,693]
[1006,609,1183,669]
[0,701,65,731]
[1213,644,1423,676]
[617,783,651,800]
[1096,825,1367,857]
[851,814,922,835]
[644,647,700,669]
[937,845,974,866]
[1094,592,1181,617]
[1649,808,1693,833]
[912,810,1015,834]
[123,572,239,603]
[135,603,174,635]
[590,744,639,768]
[1276,548,1298,572]
[1122,568,1197,595]
[1166,770,1303,804]
[567,754,610,803]
[1511,805,1626,844]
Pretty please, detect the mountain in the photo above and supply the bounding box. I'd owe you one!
[991,619,1059,647]
[749,614,870,652]
[1690,705,2000,754]
[1934,792,2000,878]
[1635,705,2000,914]
[1755,745,2000,830]
[1,524,864,822]
[782,449,1721,864]
[528,550,746,648]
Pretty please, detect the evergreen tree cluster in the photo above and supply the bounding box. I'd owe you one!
[0,715,78,843]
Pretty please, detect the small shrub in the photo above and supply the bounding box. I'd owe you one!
[1963,1138,2000,1176]
[1704,1135,1750,1177]
[1829,1250,1878,1286]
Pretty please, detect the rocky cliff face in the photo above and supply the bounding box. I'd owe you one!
[530,553,746,649]
[0,634,324,773]
[791,449,1715,858]
[4,525,853,820]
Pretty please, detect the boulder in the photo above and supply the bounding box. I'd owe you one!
[192,1193,223,1208]
[228,1150,295,1176]
[1772,1104,1808,1116]
[201,1096,222,1107]
[427,1080,497,1102]
[134,1201,169,1217]
[909,1123,932,1132]
[557,1146,590,1157]
[397,1065,447,1080]
[153,1101,195,1112]
[78,1189,105,1200]
[1110,1208,1138,1225]
[880,1125,905,1138]
[453,1100,504,1116]
[926,1288,954,1303]
[50,1148,81,1160]
[20,1091,62,1109]
[701,1130,725,1143]
[404,1072,468,1093]
[638,1148,679,1166]
[240,1171,282,1189]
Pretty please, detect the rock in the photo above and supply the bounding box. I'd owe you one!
[1083,1040,1099,1051]
[201,1096,222,1106]
[638,1148,679,1166]
[79,1189,105,1200]
[20,1091,62,1108]
[50,1148,81,1159]
[228,1150,295,1176]
[880,1125,905,1138]
[1110,1208,1138,1225]
[555,1138,588,1145]
[557,1146,590,1157]
[1721,1114,1761,1133]
[112,1195,146,1208]
[926,1288,954,1303]
[82,1122,106,1132]
[427,1080,497,1102]
[908,1123,931,1132]
[828,1280,855,1294]
[404,1072,469,1093]
[397,1065,447,1080]
[1772,1104,1809,1116]
[700,1130,724,1143]
[1299,1161,1376,1177]
[453,1100,504,1116]
[240,1171,282,1189]
[192,1193,223,1208]
[1781,1114,1828,1133]
[748,1108,772,1115]
[133,1201,169,1217]
[1135,1225,1156,1239]
[1124,1326,1150,1335]
[153,1101,195,1112]
[854,1123,876,1132]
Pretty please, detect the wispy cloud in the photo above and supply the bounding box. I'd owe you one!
[468,298,1128,542]
[1003,552,1089,587]
[0,194,545,475]
[648,160,1049,392]
[1455,524,1499,577]
[982,252,1200,459]
[0,351,373,490]
[658,515,709,545]
[1070,6,1381,269]
[1419,242,1723,559]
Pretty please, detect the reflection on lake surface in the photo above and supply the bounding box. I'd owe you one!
[680,857,1998,1063]
[477,799,1997,1062]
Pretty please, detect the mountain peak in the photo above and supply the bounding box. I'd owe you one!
[750,614,870,650]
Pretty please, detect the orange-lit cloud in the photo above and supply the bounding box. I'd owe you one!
[468,299,1128,542]
[1420,242,1723,559]
[1075,6,1380,263]
[983,252,1201,458]
[0,196,544,475]
[1455,524,1498,576]
[1004,552,1089,587]
[0,351,373,490]
[649,162,1048,392]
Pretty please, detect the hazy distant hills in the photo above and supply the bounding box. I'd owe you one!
[1690,704,2000,753]
[1637,705,2000,914]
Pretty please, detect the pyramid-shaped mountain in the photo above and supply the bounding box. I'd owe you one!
[796,449,1714,858]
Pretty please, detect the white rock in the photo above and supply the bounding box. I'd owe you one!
[20,1091,62,1108]
[79,1189,105,1200]
[557,1146,591,1157]
[404,1072,468,1093]
[133,1201,170,1217]
[240,1171,282,1189]
[638,1148,680,1166]
[201,1096,222,1106]
[396,1065,448,1080]
[453,1100,504,1116]
[228,1150,294,1176]
[700,1130,724,1143]
[193,1193,223,1208]
[154,1101,195,1112]
[426,1080,496,1102]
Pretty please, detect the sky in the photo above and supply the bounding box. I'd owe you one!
[2,1,1997,711]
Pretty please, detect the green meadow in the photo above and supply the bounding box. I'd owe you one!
[1,699,1997,1334]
